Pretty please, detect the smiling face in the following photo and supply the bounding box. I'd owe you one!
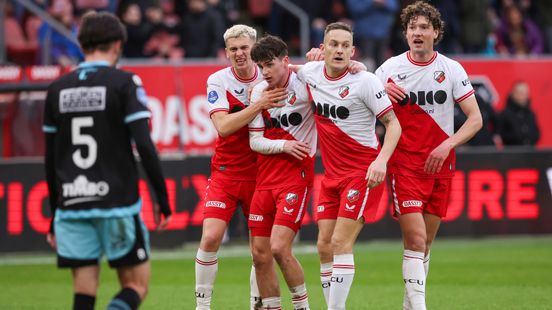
[225,36,256,72]
[405,15,438,56]
[322,28,355,76]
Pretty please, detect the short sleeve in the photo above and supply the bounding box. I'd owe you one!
[451,61,475,104]
[124,74,151,124]
[206,73,230,116]
[361,72,393,118]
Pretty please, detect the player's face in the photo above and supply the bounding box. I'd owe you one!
[225,37,256,71]
[406,15,438,54]
[256,56,290,88]
[321,29,355,74]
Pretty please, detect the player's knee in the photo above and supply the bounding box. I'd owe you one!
[317,239,332,257]
[404,234,426,252]
[200,232,223,251]
[270,242,291,264]
[251,245,272,268]
[330,235,353,254]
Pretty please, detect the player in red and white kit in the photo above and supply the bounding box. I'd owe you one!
[298,22,402,310]
[195,25,288,310]
[375,2,482,309]
[247,35,316,310]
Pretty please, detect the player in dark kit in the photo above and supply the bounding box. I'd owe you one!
[43,12,171,310]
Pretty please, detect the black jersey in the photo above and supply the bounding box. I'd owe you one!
[43,61,152,218]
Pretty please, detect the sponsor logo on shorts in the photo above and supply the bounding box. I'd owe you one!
[317,205,325,212]
[286,193,298,205]
[206,201,226,209]
[283,207,294,215]
[402,200,423,208]
[249,214,264,222]
[137,248,146,260]
[347,189,360,203]
[345,203,356,211]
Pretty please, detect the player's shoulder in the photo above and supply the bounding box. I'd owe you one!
[300,61,323,74]
[207,67,231,84]
[376,53,405,76]
[252,80,269,93]
[436,53,463,69]
[352,70,381,84]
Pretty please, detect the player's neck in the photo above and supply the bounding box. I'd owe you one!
[324,65,348,79]
[408,50,435,63]
[233,65,256,80]
[84,53,116,66]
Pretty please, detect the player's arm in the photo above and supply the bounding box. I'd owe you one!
[366,110,401,188]
[210,87,287,138]
[249,130,310,160]
[424,95,482,174]
[128,118,172,229]
[44,132,58,251]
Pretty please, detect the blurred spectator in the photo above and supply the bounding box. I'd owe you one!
[533,0,552,53]
[206,0,240,28]
[38,0,83,66]
[138,2,183,59]
[75,0,118,14]
[454,93,501,147]
[433,0,462,54]
[118,2,154,58]
[4,1,38,65]
[346,0,398,70]
[498,81,540,146]
[459,0,493,54]
[495,4,544,55]
[177,0,224,58]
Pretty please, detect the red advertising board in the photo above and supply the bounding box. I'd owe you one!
[122,59,552,154]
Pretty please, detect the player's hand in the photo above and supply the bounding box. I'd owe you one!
[385,83,407,104]
[366,158,387,188]
[348,60,367,74]
[46,232,57,250]
[424,141,454,174]
[153,203,172,231]
[283,140,310,160]
[258,88,287,110]
[306,48,324,61]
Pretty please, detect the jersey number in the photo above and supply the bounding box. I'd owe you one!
[72,117,97,169]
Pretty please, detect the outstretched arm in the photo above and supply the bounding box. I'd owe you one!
[366,110,401,188]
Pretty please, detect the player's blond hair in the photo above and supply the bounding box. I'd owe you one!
[223,24,257,44]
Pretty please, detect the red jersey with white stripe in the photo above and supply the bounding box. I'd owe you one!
[249,70,316,189]
[297,61,393,178]
[375,51,475,178]
[206,66,263,180]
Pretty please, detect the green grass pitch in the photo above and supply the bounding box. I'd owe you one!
[0,236,551,309]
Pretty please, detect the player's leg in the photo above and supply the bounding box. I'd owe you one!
[104,215,151,310]
[72,266,100,310]
[391,174,432,310]
[327,176,385,310]
[327,217,363,310]
[315,178,340,305]
[240,180,262,309]
[249,189,280,310]
[271,185,311,309]
[196,178,239,309]
[55,217,101,310]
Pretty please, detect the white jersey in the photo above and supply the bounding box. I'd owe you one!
[375,51,475,178]
[249,70,316,189]
[206,66,262,180]
[298,61,392,178]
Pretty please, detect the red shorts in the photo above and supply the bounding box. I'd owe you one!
[248,184,312,237]
[316,175,384,222]
[389,174,452,218]
[203,177,256,223]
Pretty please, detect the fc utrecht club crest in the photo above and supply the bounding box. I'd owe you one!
[338,86,350,98]
[434,71,445,83]
[347,189,360,203]
[287,91,297,105]
[286,192,298,205]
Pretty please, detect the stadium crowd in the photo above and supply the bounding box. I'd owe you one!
[4,0,552,67]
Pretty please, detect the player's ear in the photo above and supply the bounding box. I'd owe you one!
[283,56,290,66]
[225,47,230,59]
[351,46,355,57]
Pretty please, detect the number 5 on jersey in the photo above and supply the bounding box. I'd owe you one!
[72,117,97,169]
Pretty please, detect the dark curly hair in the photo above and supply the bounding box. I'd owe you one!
[400,1,444,44]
